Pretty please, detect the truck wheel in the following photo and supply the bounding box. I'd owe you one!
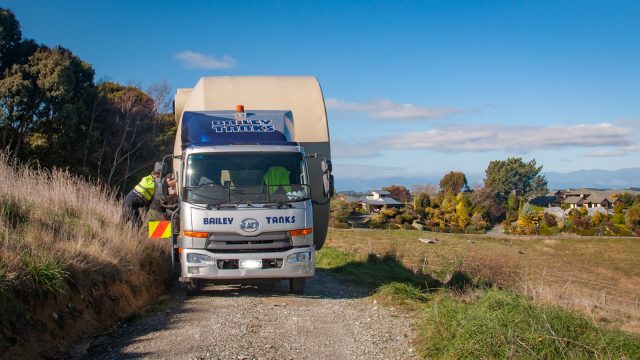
[289,278,305,295]
[185,279,203,296]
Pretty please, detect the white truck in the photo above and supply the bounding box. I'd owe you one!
[168,76,333,295]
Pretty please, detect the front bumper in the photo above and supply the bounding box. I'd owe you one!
[179,246,315,281]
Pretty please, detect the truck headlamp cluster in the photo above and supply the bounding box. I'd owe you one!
[187,253,215,264]
[286,251,312,264]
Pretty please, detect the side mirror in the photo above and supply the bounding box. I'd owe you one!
[320,159,329,173]
[155,154,173,198]
[320,159,334,198]
[158,176,169,198]
[322,172,330,198]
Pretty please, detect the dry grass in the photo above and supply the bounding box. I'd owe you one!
[0,156,170,358]
[0,156,168,293]
[326,228,640,332]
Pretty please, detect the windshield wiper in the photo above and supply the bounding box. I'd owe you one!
[263,202,293,209]
[184,183,220,190]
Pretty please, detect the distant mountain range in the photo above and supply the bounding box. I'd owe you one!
[335,168,640,193]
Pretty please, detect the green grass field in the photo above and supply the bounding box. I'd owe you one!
[316,239,640,359]
[323,228,640,333]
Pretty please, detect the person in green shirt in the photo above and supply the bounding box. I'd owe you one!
[263,166,292,194]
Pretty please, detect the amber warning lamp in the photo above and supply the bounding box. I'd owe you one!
[235,104,246,121]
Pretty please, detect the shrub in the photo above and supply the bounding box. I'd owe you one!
[611,213,625,225]
[612,224,634,236]
[538,224,553,236]
[464,225,480,234]
[573,216,591,230]
[590,211,607,226]
[402,223,415,230]
[402,213,417,223]
[625,203,640,229]
[577,228,597,236]
[367,213,388,229]
[470,212,487,231]
[329,198,354,225]
[614,202,624,215]
[381,208,398,218]
[332,222,350,229]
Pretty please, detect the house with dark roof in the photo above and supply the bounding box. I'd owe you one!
[553,189,639,209]
[359,190,404,213]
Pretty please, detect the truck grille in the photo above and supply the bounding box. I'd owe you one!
[205,231,292,253]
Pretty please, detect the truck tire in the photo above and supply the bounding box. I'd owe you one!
[289,278,305,295]
[185,279,203,296]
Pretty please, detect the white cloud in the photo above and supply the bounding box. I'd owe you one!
[585,149,628,158]
[325,98,464,120]
[332,163,408,179]
[585,145,640,158]
[379,123,636,152]
[612,119,640,128]
[331,139,381,158]
[174,51,237,69]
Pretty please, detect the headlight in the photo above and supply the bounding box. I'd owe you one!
[186,253,214,264]
[287,251,312,263]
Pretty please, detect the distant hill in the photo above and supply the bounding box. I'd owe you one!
[335,168,640,192]
[544,168,640,190]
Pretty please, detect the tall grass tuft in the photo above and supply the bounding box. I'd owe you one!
[22,253,69,295]
[374,282,430,309]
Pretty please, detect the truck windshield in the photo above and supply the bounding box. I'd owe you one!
[184,152,309,205]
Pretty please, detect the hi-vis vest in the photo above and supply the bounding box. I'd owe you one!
[133,175,155,201]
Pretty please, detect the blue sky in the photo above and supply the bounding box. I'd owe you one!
[7,0,640,181]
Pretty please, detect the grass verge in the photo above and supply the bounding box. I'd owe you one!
[321,245,640,359]
[0,156,171,358]
[418,289,640,359]
[325,228,640,332]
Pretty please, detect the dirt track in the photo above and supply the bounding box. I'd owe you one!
[76,272,417,360]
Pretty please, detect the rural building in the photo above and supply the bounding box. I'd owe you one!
[551,189,639,209]
[359,190,404,213]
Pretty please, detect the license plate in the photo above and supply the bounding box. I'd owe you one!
[239,259,262,269]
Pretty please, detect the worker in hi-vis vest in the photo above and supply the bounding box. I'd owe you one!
[122,164,162,227]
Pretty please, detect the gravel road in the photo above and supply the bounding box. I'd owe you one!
[78,272,418,360]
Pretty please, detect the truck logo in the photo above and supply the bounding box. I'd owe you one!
[211,119,276,133]
[240,218,260,232]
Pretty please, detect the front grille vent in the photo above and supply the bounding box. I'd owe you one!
[206,231,291,252]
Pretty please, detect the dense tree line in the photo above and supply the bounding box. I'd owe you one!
[0,8,174,192]
[330,157,551,232]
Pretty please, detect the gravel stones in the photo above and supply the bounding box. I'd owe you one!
[81,273,417,360]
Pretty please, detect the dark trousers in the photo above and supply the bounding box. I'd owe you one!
[122,191,147,227]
